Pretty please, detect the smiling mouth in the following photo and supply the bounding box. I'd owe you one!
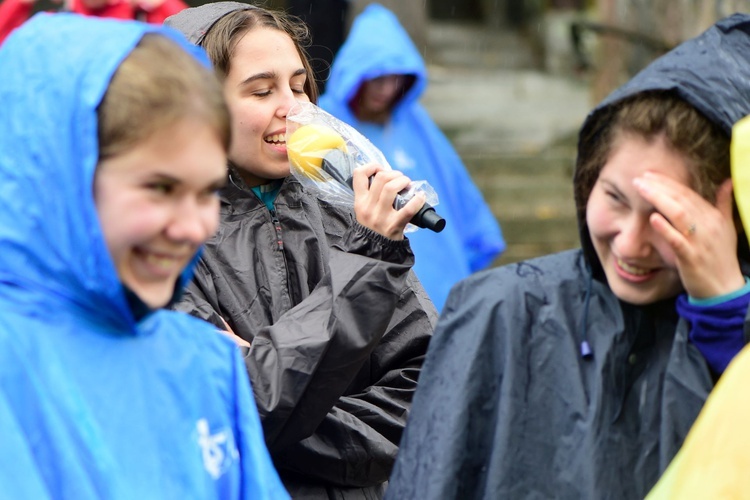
[137,249,189,277]
[264,133,286,146]
[144,253,180,270]
[616,258,653,276]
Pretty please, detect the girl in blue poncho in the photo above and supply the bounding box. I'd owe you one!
[0,13,287,499]
[319,3,506,311]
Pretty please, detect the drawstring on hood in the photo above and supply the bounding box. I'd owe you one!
[580,265,594,359]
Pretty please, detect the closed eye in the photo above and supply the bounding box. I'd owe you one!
[605,190,623,203]
[147,182,174,195]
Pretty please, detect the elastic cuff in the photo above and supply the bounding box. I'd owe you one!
[689,276,750,306]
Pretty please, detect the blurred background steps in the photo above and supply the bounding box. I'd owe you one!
[421,20,590,266]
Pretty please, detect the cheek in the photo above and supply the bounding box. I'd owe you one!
[204,202,220,238]
[652,238,678,267]
[586,195,613,239]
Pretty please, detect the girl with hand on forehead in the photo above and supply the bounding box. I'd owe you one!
[0,13,286,499]
[165,3,436,498]
[387,13,750,500]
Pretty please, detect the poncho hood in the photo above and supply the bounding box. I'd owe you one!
[574,13,750,278]
[322,3,427,121]
[164,1,257,45]
[0,13,207,330]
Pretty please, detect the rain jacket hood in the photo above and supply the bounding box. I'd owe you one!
[0,14,287,499]
[319,4,505,310]
[164,1,255,46]
[574,13,750,279]
[0,12,206,327]
[322,3,427,120]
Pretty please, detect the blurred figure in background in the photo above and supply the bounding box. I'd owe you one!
[320,3,506,311]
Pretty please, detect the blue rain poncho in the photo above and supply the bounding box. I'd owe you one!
[319,4,505,311]
[0,14,287,499]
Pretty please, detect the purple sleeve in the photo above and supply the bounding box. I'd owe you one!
[676,293,750,374]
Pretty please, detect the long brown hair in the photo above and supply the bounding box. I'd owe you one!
[200,7,319,103]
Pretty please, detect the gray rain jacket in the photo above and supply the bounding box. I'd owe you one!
[173,173,436,498]
[166,9,436,494]
[386,13,750,500]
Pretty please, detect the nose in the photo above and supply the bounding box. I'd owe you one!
[166,197,217,245]
[615,215,654,259]
[277,87,302,118]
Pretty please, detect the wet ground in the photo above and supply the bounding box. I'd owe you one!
[421,19,592,265]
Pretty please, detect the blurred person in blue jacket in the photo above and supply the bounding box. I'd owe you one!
[0,14,287,499]
[319,3,506,311]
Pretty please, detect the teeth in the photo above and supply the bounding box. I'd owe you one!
[618,258,650,276]
[265,134,286,144]
[144,253,178,270]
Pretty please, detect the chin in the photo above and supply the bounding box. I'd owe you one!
[132,286,174,310]
[609,282,678,305]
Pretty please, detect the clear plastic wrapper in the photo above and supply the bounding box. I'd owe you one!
[286,101,440,232]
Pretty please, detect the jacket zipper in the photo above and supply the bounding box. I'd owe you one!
[270,209,284,250]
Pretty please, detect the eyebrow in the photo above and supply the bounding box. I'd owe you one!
[149,173,227,190]
[236,68,307,88]
[599,178,626,198]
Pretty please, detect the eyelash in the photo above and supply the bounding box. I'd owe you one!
[252,86,307,98]
[608,191,629,207]
[202,188,223,199]
[148,183,173,195]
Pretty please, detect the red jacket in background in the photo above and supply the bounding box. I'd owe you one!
[0,0,187,44]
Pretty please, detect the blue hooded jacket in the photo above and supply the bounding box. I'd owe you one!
[319,3,505,311]
[0,14,287,500]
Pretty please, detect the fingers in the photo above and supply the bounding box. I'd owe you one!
[716,178,735,220]
[351,163,380,196]
[217,317,251,348]
[634,171,744,298]
[352,164,426,240]
[219,316,235,335]
[634,172,712,238]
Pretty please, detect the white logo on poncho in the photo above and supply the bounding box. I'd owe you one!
[196,418,239,479]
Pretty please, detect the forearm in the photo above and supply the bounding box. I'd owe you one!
[677,284,750,374]
[248,248,413,449]
[268,280,433,486]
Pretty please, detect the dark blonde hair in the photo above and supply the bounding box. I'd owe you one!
[200,7,319,103]
[97,33,230,160]
[575,91,730,216]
